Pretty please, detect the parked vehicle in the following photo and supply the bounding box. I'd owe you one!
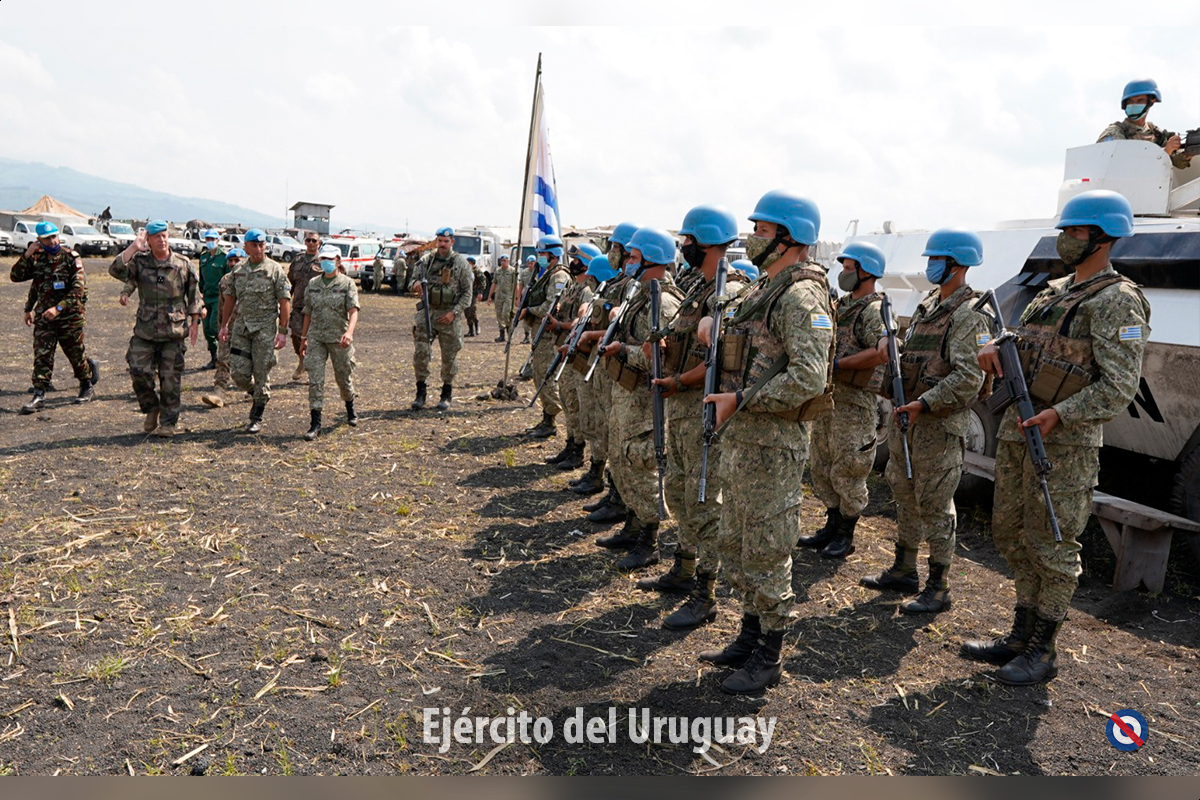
[106,221,136,250]
[324,235,382,280]
[59,222,115,256]
[266,233,304,262]
[0,230,13,255]
[362,242,407,292]
[12,220,42,251]
[168,236,198,257]
[453,227,502,273]
[221,232,244,248]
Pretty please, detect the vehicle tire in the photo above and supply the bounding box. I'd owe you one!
[1170,441,1200,565]
[955,401,999,503]
[283,252,294,263]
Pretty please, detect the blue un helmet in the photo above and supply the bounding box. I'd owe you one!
[536,233,563,258]
[731,258,758,281]
[609,222,641,249]
[1056,190,1135,238]
[227,247,247,260]
[748,190,821,246]
[586,253,618,283]
[627,227,677,266]
[1121,78,1162,106]
[35,221,59,238]
[569,241,602,261]
[922,228,983,266]
[679,204,739,246]
[203,228,220,240]
[835,241,886,278]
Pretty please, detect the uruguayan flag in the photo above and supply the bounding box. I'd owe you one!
[522,67,561,242]
[1118,325,1142,341]
[811,312,833,330]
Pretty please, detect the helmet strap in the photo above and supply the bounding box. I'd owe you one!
[751,233,789,267]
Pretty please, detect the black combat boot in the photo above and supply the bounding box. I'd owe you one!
[545,437,577,465]
[525,412,556,439]
[555,439,585,470]
[246,402,265,434]
[699,614,761,668]
[495,329,506,343]
[583,470,619,508]
[435,383,452,411]
[663,571,718,630]
[21,389,45,415]
[345,400,358,427]
[616,522,659,571]
[75,380,94,404]
[900,559,952,614]
[961,606,1035,665]
[796,507,840,549]
[595,512,640,549]
[410,381,427,411]
[821,514,858,560]
[74,357,99,404]
[303,409,322,441]
[995,613,1062,686]
[860,543,919,593]
[636,550,696,593]
[721,629,784,694]
[571,461,606,495]
[586,478,627,522]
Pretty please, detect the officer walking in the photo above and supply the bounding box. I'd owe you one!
[699,191,835,694]
[860,229,989,615]
[109,221,202,437]
[518,235,571,438]
[410,226,474,411]
[965,191,1150,686]
[197,229,227,369]
[488,254,516,342]
[288,231,323,382]
[301,246,360,440]
[12,221,99,414]
[464,256,484,338]
[798,242,888,559]
[218,229,291,433]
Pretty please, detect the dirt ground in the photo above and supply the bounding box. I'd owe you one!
[0,258,1197,776]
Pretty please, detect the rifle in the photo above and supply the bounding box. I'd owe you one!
[697,257,729,505]
[553,280,608,382]
[583,280,639,383]
[880,293,913,480]
[649,279,668,520]
[520,284,567,376]
[417,271,434,342]
[528,281,606,408]
[1182,128,1200,158]
[973,289,1062,542]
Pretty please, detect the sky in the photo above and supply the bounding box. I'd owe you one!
[1,2,1198,240]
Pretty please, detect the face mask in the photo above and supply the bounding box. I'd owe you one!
[746,235,783,271]
[624,260,642,276]
[42,242,61,255]
[680,242,705,270]
[1055,231,1099,268]
[1124,103,1147,120]
[205,240,217,250]
[607,247,622,271]
[320,260,336,274]
[837,268,861,293]
[925,258,950,285]
[537,256,549,269]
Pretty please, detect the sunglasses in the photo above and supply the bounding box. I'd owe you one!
[305,239,320,244]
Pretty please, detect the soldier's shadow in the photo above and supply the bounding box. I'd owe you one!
[476,487,577,519]
[784,597,923,683]
[460,463,557,490]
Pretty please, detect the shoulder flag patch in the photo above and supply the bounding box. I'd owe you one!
[810,312,833,331]
[975,332,991,347]
[1118,325,1142,341]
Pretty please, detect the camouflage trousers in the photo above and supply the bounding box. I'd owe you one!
[665,405,722,571]
[559,360,582,439]
[127,336,187,426]
[530,333,561,416]
[810,398,877,518]
[884,418,963,565]
[495,301,513,332]
[305,339,356,410]
[230,324,278,404]
[607,391,666,525]
[464,303,479,327]
[577,358,612,461]
[992,439,1096,620]
[31,316,91,390]
[202,301,220,360]
[718,436,808,632]
[413,310,462,384]
[214,332,232,389]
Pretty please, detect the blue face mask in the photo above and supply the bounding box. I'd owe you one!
[42,242,61,255]
[537,256,549,269]
[925,258,949,285]
[206,240,217,250]
[320,260,336,274]
[1124,103,1147,119]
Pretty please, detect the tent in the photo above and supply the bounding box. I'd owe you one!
[16,194,89,220]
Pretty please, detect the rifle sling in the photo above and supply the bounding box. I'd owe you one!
[712,353,789,438]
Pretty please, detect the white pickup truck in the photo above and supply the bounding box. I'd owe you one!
[59,222,115,256]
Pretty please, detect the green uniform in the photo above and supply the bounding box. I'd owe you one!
[993,268,1150,619]
[198,248,228,361]
[10,246,92,391]
[576,276,630,462]
[288,253,319,337]
[303,272,360,411]
[227,257,290,403]
[492,265,516,331]
[108,252,201,426]
[214,272,237,389]
[412,250,473,383]
[525,264,572,417]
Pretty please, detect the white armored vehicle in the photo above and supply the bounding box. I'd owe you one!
[847,140,1200,527]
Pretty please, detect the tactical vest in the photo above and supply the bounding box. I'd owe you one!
[554,282,588,346]
[1016,274,1129,406]
[423,255,460,309]
[718,263,836,422]
[29,249,86,314]
[606,281,684,392]
[898,288,988,414]
[663,276,717,379]
[833,293,886,394]
[525,266,563,311]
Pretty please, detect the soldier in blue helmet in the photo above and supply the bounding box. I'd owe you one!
[966,190,1150,686]
[409,226,474,411]
[1097,79,1192,169]
[518,234,571,438]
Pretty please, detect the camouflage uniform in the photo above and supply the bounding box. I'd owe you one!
[108,252,201,426]
[492,265,516,334]
[287,253,320,338]
[214,272,237,389]
[1097,119,1192,169]
[576,276,631,462]
[554,278,594,440]
[811,293,886,518]
[464,265,485,330]
[10,246,92,390]
[718,262,835,632]
[993,268,1150,619]
[303,272,360,410]
[198,248,228,361]
[227,256,291,403]
[412,250,473,383]
[518,266,535,339]
[525,264,572,417]
[884,285,989,565]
